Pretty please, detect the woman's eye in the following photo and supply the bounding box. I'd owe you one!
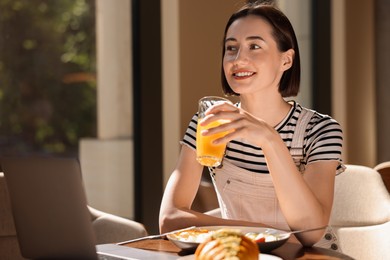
[226,45,238,52]
[250,44,260,50]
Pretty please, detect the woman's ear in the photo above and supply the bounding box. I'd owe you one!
[281,49,294,71]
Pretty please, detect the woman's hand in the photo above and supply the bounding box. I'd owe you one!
[199,101,277,148]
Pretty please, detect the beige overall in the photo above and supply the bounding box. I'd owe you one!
[209,108,340,251]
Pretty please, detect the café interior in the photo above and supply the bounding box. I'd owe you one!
[0,0,389,259]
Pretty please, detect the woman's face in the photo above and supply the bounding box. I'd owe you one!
[223,15,291,96]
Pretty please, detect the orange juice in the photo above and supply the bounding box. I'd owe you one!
[196,119,230,167]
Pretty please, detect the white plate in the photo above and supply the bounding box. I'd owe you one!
[179,253,282,260]
[167,226,290,253]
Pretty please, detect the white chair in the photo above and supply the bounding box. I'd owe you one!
[330,165,390,260]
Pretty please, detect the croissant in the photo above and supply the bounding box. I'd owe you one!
[195,229,259,260]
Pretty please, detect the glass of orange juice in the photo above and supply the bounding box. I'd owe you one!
[196,96,232,167]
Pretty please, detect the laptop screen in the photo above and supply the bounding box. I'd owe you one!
[1,156,98,260]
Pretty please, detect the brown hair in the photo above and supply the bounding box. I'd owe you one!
[221,2,300,97]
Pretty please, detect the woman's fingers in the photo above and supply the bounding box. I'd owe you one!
[205,101,238,114]
[199,103,272,146]
[200,103,240,126]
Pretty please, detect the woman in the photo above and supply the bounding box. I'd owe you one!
[159,1,344,247]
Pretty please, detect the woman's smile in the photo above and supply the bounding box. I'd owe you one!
[232,70,256,79]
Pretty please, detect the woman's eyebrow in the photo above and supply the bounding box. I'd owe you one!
[225,37,237,43]
[246,35,265,41]
[225,35,265,43]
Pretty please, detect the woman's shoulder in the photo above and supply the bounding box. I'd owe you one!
[291,103,343,141]
[296,103,342,129]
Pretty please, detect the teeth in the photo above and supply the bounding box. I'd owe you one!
[234,71,254,77]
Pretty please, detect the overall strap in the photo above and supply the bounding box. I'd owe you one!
[290,108,315,171]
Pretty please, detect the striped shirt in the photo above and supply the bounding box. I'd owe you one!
[181,101,345,174]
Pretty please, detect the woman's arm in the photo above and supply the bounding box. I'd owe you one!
[263,135,337,246]
[159,145,204,233]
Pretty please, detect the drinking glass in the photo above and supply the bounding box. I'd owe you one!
[196,96,232,167]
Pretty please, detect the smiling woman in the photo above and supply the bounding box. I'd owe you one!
[0,0,96,157]
[159,1,345,252]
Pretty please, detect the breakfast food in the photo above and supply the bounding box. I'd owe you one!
[194,229,259,260]
[245,231,278,243]
[170,229,212,243]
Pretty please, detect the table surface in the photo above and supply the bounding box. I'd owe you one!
[117,237,354,260]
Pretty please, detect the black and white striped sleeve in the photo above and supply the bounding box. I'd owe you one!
[180,113,198,150]
[305,114,345,174]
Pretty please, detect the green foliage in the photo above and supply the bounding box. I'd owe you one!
[0,0,96,156]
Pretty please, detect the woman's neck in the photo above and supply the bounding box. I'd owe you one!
[239,94,292,127]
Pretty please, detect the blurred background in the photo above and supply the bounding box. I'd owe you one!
[0,0,389,234]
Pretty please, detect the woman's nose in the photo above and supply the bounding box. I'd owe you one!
[233,48,248,64]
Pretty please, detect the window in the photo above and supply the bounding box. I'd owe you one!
[0,0,96,157]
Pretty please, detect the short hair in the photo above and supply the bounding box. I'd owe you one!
[221,2,301,97]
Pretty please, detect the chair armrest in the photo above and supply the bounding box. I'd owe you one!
[88,206,148,244]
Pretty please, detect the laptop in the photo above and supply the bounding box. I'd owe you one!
[1,156,180,260]
[1,156,98,260]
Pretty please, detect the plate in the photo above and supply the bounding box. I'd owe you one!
[179,253,282,260]
[167,226,290,253]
